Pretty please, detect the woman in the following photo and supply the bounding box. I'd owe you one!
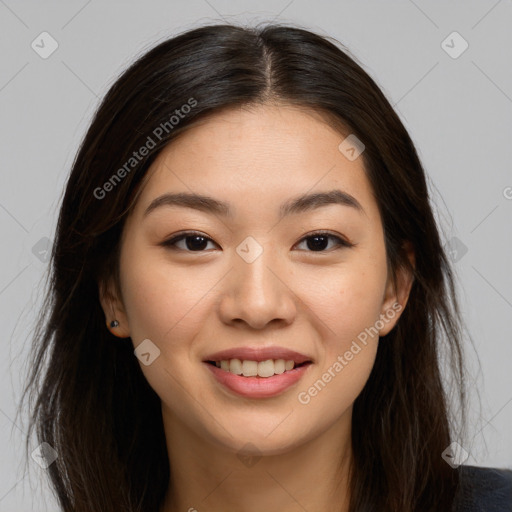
[18,23,511,511]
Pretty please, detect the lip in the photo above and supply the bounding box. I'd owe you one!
[203,346,313,364]
[204,361,312,398]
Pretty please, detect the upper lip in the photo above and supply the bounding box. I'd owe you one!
[204,346,313,364]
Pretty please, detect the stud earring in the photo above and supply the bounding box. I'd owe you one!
[109,302,120,329]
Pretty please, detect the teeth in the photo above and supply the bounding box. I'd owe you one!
[213,358,299,377]
[274,359,285,374]
[242,360,258,377]
[257,359,274,378]
[229,358,242,375]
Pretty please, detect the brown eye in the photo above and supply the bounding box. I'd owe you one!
[161,230,354,253]
[295,232,354,252]
[161,232,217,251]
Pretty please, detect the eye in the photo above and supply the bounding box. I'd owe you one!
[294,231,354,252]
[161,231,354,253]
[161,231,218,252]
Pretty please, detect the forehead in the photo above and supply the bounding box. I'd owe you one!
[131,104,378,223]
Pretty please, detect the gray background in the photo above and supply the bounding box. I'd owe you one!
[1,0,511,509]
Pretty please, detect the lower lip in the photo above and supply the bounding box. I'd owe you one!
[204,362,312,398]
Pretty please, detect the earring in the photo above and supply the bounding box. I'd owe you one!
[109,301,120,329]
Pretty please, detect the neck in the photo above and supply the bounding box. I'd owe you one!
[160,405,353,512]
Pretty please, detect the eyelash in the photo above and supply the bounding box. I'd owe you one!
[161,231,354,253]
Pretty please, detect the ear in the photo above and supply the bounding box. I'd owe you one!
[378,241,415,337]
[98,277,131,338]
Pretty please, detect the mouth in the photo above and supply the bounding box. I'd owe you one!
[203,355,313,398]
[204,359,312,378]
[202,346,314,398]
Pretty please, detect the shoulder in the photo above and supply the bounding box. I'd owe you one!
[453,464,512,512]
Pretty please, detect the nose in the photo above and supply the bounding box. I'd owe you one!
[217,246,297,330]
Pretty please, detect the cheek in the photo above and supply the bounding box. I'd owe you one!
[294,266,383,418]
[120,245,217,345]
[298,261,386,348]
[119,247,216,410]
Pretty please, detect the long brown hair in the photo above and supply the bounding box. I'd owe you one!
[18,22,471,511]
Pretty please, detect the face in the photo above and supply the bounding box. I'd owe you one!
[101,103,413,456]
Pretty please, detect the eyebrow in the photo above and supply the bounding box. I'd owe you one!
[143,189,365,220]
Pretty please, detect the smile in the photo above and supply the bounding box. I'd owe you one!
[206,358,310,377]
[204,359,313,398]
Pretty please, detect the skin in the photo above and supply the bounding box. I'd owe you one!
[99,103,414,511]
